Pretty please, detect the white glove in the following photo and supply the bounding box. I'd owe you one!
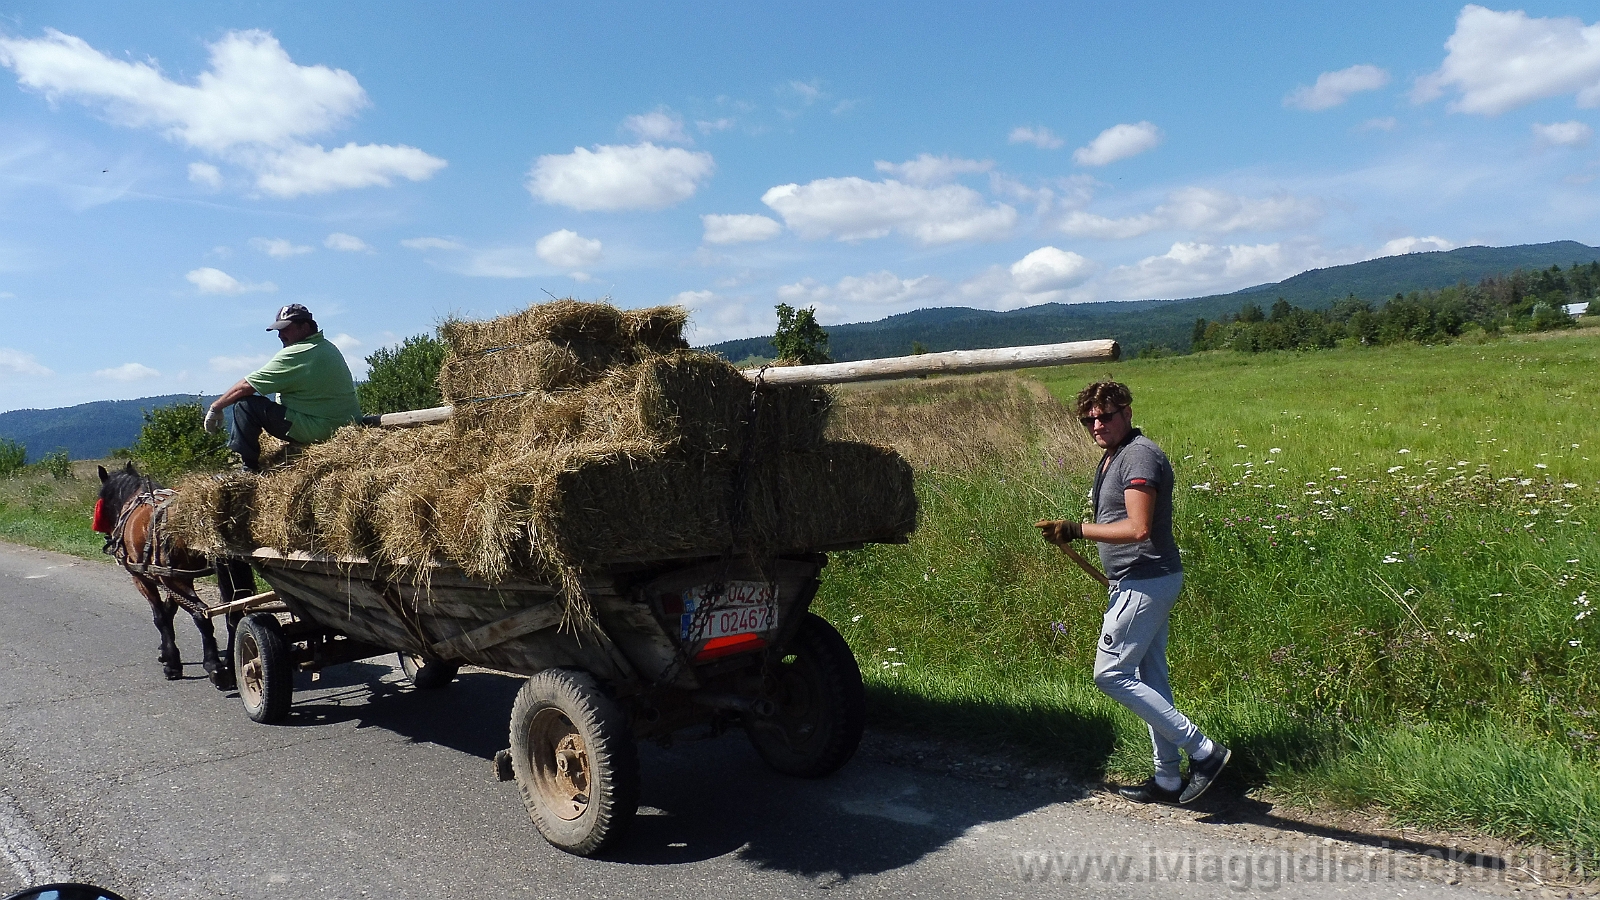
[203,407,223,434]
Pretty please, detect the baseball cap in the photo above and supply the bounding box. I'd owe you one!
[267,304,314,331]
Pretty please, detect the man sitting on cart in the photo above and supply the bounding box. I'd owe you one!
[203,304,362,472]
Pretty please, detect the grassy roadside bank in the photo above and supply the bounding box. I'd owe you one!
[816,330,1600,869]
[0,460,110,560]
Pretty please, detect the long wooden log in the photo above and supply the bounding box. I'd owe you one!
[365,338,1119,428]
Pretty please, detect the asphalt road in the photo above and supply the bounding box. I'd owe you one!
[0,540,1518,900]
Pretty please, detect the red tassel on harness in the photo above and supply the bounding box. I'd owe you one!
[91,498,113,533]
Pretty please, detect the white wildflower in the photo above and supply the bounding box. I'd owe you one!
[1536,463,1548,469]
[1382,555,1402,564]
[1388,466,1405,474]
[1397,449,1411,454]
[1191,483,1213,491]
[1270,448,1282,454]
[851,614,864,622]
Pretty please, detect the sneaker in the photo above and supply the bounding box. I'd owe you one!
[1179,745,1231,803]
[1117,778,1184,804]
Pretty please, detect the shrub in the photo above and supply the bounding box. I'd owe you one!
[128,401,233,481]
[358,332,446,415]
[33,449,71,480]
[0,437,24,478]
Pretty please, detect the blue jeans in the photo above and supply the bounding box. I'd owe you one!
[228,395,293,472]
[1092,571,1208,782]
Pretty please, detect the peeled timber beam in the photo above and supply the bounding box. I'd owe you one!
[367,338,1119,428]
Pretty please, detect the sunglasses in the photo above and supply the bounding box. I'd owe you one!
[1078,407,1124,428]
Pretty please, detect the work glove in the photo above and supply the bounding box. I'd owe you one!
[1034,519,1083,545]
[203,407,223,434]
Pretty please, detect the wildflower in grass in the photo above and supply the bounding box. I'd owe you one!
[1191,482,1212,491]
[1536,463,1548,469]
[1051,622,1069,635]
[1398,448,1411,454]
[1237,443,1246,448]
[1388,466,1404,473]
[1270,447,1282,454]
[1565,483,1578,489]
[1571,640,1583,648]
[1382,554,1402,563]
[851,614,864,623]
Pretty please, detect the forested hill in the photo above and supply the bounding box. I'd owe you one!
[702,241,1600,362]
[0,394,211,462]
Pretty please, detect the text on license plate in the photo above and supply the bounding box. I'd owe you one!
[680,581,777,641]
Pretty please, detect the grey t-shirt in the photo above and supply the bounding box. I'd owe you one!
[1092,430,1181,581]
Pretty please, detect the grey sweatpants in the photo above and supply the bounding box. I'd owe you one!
[1092,571,1208,781]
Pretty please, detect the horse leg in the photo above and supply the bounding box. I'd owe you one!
[135,575,183,679]
[164,577,227,686]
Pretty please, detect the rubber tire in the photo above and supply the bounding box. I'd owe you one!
[508,669,639,857]
[234,613,292,724]
[398,652,459,689]
[745,612,866,778]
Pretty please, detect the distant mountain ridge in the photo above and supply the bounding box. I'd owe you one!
[0,395,212,463]
[702,241,1600,362]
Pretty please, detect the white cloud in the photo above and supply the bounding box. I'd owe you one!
[1009,247,1093,293]
[534,229,603,270]
[1533,120,1593,146]
[872,154,993,185]
[185,266,276,294]
[1284,64,1391,111]
[623,109,690,144]
[328,333,361,352]
[1359,117,1399,132]
[1060,187,1318,239]
[400,237,463,251]
[250,142,445,198]
[701,213,783,245]
[697,117,735,134]
[1008,126,1064,149]
[208,353,271,375]
[1099,241,1319,300]
[1414,6,1600,114]
[778,271,945,310]
[788,79,823,104]
[0,348,51,377]
[324,232,372,252]
[761,177,1016,244]
[1377,236,1455,256]
[188,161,222,188]
[94,362,160,381]
[0,29,446,197]
[1073,122,1163,166]
[251,237,313,258]
[527,142,715,211]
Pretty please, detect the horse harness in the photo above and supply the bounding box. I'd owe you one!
[104,489,214,578]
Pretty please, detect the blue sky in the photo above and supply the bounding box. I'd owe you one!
[2,1,1598,411]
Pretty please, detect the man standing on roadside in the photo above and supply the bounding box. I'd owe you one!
[1036,380,1230,804]
[203,304,362,472]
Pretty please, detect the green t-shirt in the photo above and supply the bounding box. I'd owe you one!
[246,332,362,443]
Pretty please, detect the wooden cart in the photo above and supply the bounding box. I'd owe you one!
[210,546,866,856]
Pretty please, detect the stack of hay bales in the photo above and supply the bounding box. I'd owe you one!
[172,300,917,601]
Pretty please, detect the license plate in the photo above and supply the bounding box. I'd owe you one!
[680,581,777,642]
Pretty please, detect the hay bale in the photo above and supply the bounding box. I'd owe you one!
[439,300,688,355]
[169,471,259,553]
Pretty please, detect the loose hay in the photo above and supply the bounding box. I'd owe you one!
[185,298,918,631]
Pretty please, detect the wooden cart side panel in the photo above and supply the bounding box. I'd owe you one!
[260,569,416,651]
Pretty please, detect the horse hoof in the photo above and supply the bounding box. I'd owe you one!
[209,670,236,691]
[165,671,183,681]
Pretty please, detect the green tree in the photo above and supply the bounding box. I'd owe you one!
[358,333,446,415]
[34,448,72,480]
[129,401,234,481]
[772,303,831,365]
[0,437,25,478]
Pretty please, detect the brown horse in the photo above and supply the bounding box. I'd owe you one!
[95,462,245,685]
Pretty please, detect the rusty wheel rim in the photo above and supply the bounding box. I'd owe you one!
[527,708,589,821]
[238,629,264,709]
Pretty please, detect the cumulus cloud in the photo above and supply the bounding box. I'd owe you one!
[0,29,446,197]
[185,266,276,294]
[701,213,783,245]
[1060,187,1318,239]
[1359,117,1399,132]
[534,229,603,270]
[188,161,222,188]
[623,109,690,144]
[761,177,1016,244]
[1008,126,1064,149]
[1073,121,1163,166]
[1284,64,1391,110]
[208,353,271,375]
[1099,241,1318,301]
[1377,236,1455,256]
[0,348,51,377]
[251,237,312,258]
[697,117,735,134]
[872,154,993,185]
[400,237,464,251]
[94,362,160,381]
[1413,6,1600,114]
[778,271,945,309]
[1534,120,1593,146]
[527,142,715,211]
[324,232,372,252]
[1009,247,1093,293]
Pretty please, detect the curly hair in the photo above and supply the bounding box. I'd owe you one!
[1074,380,1133,416]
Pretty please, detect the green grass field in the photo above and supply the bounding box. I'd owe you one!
[0,461,110,560]
[815,330,1600,868]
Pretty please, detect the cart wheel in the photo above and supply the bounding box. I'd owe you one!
[745,612,865,778]
[508,668,638,856]
[398,652,459,689]
[234,613,292,724]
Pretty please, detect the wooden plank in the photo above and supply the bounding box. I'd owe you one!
[204,590,279,619]
[429,601,564,660]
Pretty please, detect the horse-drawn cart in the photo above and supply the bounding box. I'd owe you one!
[211,545,865,855]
